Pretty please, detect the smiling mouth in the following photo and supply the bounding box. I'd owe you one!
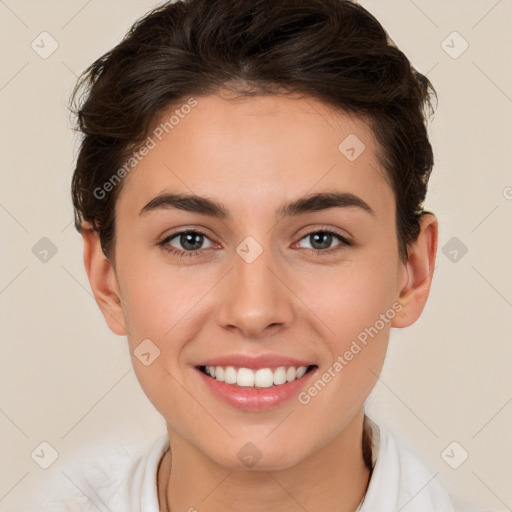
[197,364,318,388]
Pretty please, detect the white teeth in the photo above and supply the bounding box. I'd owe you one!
[273,366,287,385]
[237,368,254,387]
[254,368,274,388]
[286,366,297,382]
[203,365,311,387]
[296,366,307,378]
[214,366,224,381]
[224,366,237,384]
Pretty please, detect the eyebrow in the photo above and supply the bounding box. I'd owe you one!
[139,191,375,218]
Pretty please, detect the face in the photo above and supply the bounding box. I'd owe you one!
[88,91,432,470]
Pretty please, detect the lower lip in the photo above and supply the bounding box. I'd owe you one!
[195,366,318,412]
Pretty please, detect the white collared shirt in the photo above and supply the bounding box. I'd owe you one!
[29,419,499,512]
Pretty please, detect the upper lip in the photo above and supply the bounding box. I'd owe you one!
[196,354,316,370]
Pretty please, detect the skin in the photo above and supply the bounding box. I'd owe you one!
[81,91,438,512]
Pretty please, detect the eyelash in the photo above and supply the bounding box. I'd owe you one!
[159,228,351,258]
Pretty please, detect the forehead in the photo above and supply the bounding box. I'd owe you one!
[116,92,392,220]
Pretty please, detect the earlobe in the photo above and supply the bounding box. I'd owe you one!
[81,222,127,336]
[391,213,438,328]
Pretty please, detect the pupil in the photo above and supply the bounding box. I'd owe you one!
[312,232,331,250]
[182,232,203,250]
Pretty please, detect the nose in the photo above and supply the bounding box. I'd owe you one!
[216,244,295,339]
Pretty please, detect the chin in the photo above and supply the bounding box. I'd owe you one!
[208,442,308,472]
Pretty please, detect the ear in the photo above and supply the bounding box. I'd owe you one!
[392,213,438,328]
[81,222,127,336]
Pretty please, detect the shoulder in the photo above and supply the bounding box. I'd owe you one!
[24,433,169,512]
[360,417,501,512]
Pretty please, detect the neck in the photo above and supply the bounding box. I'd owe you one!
[158,411,373,512]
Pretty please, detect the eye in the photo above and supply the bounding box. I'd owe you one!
[158,227,350,259]
[160,230,215,257]
[295,228,350,254]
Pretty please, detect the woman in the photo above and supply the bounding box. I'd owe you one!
[41,0,497,510]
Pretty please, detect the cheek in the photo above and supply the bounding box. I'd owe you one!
[117,254,203,340]
[117,266,202,417]
[297,254,399,345]
[117,260,215,401]
[332,278,396,349]
[293,252,399,400]
[293,272,395,433]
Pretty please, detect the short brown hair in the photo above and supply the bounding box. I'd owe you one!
[70,0,437,261]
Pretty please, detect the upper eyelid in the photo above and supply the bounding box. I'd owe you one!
[161,227,213,242]
[162,229,214,247]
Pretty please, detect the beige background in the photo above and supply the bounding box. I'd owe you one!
[1,0,511,510]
